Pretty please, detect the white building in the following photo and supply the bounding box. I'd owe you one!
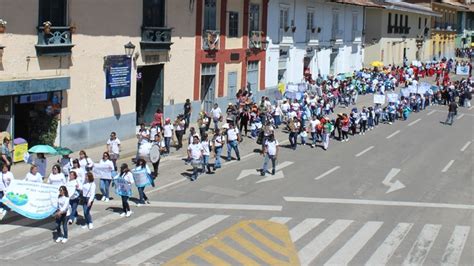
[265,0,366,90]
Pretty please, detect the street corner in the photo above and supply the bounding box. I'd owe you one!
[163,220,300,266]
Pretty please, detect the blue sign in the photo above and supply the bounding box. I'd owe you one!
[105,55,132,99]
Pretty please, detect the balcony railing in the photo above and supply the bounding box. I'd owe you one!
[352,30,362,42]
[306,27,320,45]
[279,27,293,45]
[202,30,220,50]
[140,26,173,51]
[35,26,74,56]
[249,31,264,49]
[434,22,457,31]
[331,29,343,40]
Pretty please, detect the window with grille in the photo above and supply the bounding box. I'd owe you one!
[204,0,216,31]
[39,0,67,26]
[249,4,260,32]
[143,0,165,27]
[229,12,239,37]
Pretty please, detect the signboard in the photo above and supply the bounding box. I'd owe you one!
[0,180,62,219]
[373,94,386,104]
[132,169,152,188]
[456,65,470,76]
[114,177,132,197]
[92,163,113,179]
[105,55,132,99]
[387,93,398,103]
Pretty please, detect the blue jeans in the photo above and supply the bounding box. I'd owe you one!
[274,115,281,127]
[82,199,93,224]
[69,198,79,222]
[311,132,319,145]
[100,179,111,199]
[289,132,298,149]
[445,111,455,125]
[164,137,171,153]
[213,117,219,131]
[262,154,276,174]
[202,155,210,173]
[226,140,240,160]
[214,146,222,168]
[56,213,68,239]
[137,187,148,204]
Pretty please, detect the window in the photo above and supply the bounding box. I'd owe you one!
[279,7,289,30]
[249,4,260,32]
[394,14,398,33]
[307,11,314,31]
[143,0,165,27]
[419,17,421,29]
[228,12,239,37]
[405,15,408,33]
[39,0,67,26]
[399,14,403,31]
[425,18,428,27]
[388,13,392,33]
[204,0,216,31]
[352,13,358,40]
[332,11,340,38]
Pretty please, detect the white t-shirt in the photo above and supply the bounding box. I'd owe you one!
[213,135,225,147]
[211,107,222,119]
[98,159,114,180]
[227,128,240,141]
[107,138,121,154]
[281,103,290,112]
[48,173,66,186]
[188,143,203,160]
[163,124,173,137]
[309,119,320,133]
[71,167,86,184]
[25,172,43,183]
[137,129,150,144]
[201,140,210,156]
[265,140,279,156]
[0,171,14,191]
[79,157,94,172]
[149,127,160,141]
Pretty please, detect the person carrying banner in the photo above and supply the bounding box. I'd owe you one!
[24,165,43,183]
[47,164,66,186]
[55,186,70,244]
[98,152,114,202]
[134,159,152,206]
[81,172,95,229]
[115,163,134,217]
[0,164,14,215]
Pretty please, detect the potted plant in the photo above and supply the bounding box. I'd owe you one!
[0,19,7,34]
[43,21,52,34]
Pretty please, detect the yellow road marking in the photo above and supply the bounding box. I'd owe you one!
[164,220,300,266]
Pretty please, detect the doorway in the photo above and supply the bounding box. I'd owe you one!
[201,64,217,113]
[136,64,164,125]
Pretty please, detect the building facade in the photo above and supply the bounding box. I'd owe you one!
[265,0,364,90]
[0,0,197,150]
[364,1,438,67]
[455,0,473,49]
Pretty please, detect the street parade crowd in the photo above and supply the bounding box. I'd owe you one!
[0,58,472,244]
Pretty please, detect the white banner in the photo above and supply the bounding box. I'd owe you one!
[387,93,398,103]
[409,86,418,94]
[456,65,469,76]
[0,180,60,219]
[401,88,410,97]
[373,94,386,104]
[92,163,113,179]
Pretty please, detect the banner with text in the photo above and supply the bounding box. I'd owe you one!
[0,180,60,219]
[373,94,386,104]
[456,65,470,76]
[93,163,113,179]
[105,55,132,99]
[132,169,152,188]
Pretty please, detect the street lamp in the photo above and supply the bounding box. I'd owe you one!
[124,41,136,58]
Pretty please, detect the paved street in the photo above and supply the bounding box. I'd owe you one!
[0,98,473,265]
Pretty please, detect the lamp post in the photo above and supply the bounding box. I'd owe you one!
[124,41,136,58]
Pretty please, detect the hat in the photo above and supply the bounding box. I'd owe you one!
[228,102,233,106]
[165,118,171,122]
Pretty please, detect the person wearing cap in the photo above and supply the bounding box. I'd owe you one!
[163,118,174,154]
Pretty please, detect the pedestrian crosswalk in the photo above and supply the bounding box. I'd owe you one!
[0,211,471,265]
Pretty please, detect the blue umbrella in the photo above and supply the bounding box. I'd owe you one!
[28,145,57,154]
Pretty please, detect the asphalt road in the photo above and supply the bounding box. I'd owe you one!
[0,102,472,265]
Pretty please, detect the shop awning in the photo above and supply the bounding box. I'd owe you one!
[0,77,70,96]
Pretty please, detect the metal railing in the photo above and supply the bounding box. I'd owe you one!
[37,26,72,46]
[202,30,220,50]
[249,30,264,49]
[141,26,172,43]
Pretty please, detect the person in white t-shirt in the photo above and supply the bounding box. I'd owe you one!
[226,123,241,161]
[24,165,43,183]
[47,164,66,186]
[308,115,321,148]
[200,134,212,174]
[0,164,14,215]
[260,134,279,176]
[210,103,222,131]
[187,136,203,181]
[163,118,174,154]
[106,132,121,170]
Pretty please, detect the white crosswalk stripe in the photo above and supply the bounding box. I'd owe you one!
[116,214,229,265]
[82,213,196,264]
[2,212,121,260]
[441,226,470,266]
[325,221,383,265]
[298,219,353,266]
[0,213,471,265]
[365,222,414,265]
[43,212,162,261]
[402,224,442,266]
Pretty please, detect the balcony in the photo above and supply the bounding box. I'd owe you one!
[306,27,320,46]
[202,30,220,50]
[249,31,265,50]
[279,27,293,45]
[434,22,457,32]
[352,30,362,42]
[35,26,74,56]
[140,27,173,51]
[331,29,344,41]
